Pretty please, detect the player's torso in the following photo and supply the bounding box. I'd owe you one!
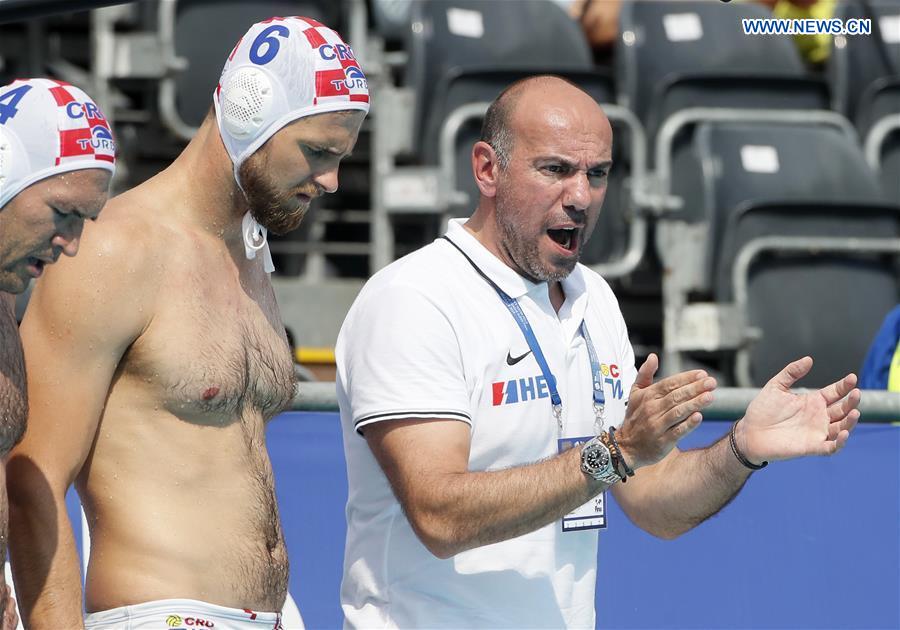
[79,228,293,613]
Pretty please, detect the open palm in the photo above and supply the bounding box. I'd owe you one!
[739,356,861,463]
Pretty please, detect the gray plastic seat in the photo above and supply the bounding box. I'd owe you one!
[716,201,900,387]
[406,0,596,161]
[617,0,825,152]
[682,121,886,285]
[169,0,341,129]
[829,0,900,123]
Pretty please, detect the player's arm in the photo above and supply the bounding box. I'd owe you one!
[7,217,154,629]
[0,292,27,456]
[613,356,860,539]
[0,292,25,630]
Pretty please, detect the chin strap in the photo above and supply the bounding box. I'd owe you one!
[242,211,275,273]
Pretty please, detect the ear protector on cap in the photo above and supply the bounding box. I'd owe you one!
[220,66,275,139]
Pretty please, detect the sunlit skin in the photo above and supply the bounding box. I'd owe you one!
[466,77,613,307]
[240,111,365,235]
[0,169,111,294]
[6,105,366,629]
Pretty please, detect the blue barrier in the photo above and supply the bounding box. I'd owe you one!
[65,413,899,629]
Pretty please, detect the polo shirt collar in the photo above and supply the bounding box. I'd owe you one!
[444,219,540,300]
[560,263,589,337]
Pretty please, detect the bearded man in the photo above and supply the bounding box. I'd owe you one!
[9,16,367,630]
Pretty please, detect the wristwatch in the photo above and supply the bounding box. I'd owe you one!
[580,435,623,485]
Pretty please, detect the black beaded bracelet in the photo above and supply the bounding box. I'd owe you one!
[608,426,635,478]
[729,420,768,470]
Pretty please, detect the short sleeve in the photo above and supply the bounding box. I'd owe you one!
[337,283,472,434]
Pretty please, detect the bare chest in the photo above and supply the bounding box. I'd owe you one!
[122,270,296,423]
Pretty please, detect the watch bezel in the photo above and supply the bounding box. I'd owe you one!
[580,436,621,484]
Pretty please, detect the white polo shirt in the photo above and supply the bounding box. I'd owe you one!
[337,219,636,629]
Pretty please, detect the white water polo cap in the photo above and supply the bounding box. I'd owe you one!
[0,78,116,210]
[214,15,370,180]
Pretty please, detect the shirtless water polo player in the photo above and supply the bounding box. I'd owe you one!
[0,77,116,630]
[8,17,367,629]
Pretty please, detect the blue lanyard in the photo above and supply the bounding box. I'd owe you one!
[443,237,607,434]
[581,321,607,430]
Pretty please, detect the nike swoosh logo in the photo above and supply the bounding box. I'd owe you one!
[506,350,532,366]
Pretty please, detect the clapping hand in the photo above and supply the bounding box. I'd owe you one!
[616,353,717,470]
[735,356,860,465]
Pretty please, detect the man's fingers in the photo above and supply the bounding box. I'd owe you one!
[768,356,813,390]
[828,409,860,440]
[827,388,860,423]
[821,429,851,455]
[665,389,714,430]
[668,412,703,441]
[633,353,659,390]
[664,376,717,407]
[819,373,858,407]
[649,370,712,402]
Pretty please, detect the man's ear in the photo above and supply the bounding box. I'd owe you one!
[472,141,501,198]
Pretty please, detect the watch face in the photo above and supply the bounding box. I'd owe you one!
[595,449,609,467]
[587,444,610,469]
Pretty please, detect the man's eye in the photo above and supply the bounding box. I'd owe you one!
[306,146,327,159]
[543,164,566,174]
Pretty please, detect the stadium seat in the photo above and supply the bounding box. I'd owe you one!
[662,117,899,386]
[717,201,900,387]
[685,120,887,289]
[158,0,342,140]
[869,116,900,203]
[406,0,595,161]
[857,77,900,203]
[828,0,900,124]
[616,0,826,151]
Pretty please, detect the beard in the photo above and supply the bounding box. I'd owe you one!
[238,153,317,236]
[495,193,579,284]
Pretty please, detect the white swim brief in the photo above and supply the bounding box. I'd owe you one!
[84,598,292,630]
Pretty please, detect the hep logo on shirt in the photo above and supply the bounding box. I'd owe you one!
[492,375,550,406]
[491,363,625,406]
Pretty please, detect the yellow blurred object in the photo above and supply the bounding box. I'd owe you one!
[296,347,337,381]
[296,347,336,363]
[773,0,836,65]
[887,342,900,392]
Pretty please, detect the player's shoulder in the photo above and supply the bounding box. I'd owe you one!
[36,188,167,312]
[73,186,176,276]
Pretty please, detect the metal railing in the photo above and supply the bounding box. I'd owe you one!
[291,382,900,422]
